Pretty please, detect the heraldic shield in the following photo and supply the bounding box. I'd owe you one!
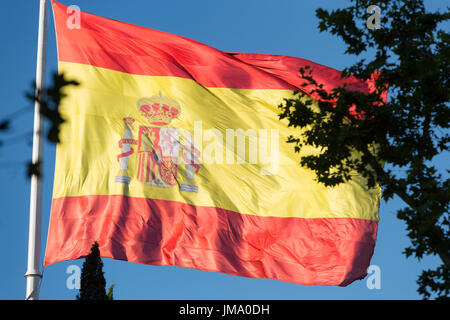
[137,126,179,187]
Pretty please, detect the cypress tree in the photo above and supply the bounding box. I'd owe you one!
[76,241,108,300]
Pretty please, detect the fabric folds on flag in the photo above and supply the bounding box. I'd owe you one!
[45,0,383,286]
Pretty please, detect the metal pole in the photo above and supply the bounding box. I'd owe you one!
[25,0,48,300]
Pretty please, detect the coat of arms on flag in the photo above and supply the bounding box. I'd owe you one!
[115,92,200,193]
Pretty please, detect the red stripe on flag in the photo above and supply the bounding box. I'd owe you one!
[44,195,377,286]
[52,0,379,95]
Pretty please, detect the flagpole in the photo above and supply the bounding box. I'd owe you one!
[25,0,48,300]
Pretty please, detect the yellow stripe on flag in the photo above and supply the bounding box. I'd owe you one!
[54,61,380,221]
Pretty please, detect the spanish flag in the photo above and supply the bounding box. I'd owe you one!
[45,0,382,286]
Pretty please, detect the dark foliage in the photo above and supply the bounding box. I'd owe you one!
[26,72,80,145]
[279,0,449,299]
[76,241,112,300]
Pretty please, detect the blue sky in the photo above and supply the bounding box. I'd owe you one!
[0,0,447,300]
